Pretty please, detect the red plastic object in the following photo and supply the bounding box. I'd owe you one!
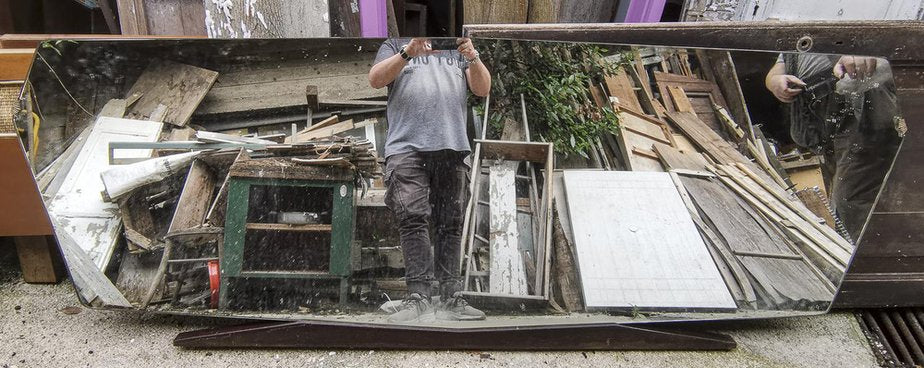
[208,260,220,309]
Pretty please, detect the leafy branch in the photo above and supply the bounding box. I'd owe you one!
[472,40,632,156]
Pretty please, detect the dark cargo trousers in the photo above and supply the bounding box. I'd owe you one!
[384,150,469,299]
[823,115,901,242]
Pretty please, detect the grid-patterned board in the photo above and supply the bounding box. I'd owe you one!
[562,170,736,311]
[0,84,20,134]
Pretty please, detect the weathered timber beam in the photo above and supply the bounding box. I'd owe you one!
[464,21,924,61]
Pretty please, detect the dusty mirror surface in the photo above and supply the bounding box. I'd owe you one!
[24,37,903,327]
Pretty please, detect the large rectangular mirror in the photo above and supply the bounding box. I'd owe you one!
[21,36,902,328]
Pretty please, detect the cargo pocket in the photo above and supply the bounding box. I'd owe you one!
[383,161,405,219]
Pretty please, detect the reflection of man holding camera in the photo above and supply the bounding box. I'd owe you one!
[766,55,901,240]
[368,38,491,323]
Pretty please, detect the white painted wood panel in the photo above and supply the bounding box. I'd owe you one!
[563,170,736,311]
[748,0,924,21]
[684,0,924,21]
[47,117,163,270]
[489,162,529,295]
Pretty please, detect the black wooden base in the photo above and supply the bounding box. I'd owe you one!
[174,320,736,351]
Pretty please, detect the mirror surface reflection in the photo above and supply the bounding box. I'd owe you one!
[28,37,903,327]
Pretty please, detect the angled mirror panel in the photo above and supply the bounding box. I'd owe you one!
[23,35,903,329]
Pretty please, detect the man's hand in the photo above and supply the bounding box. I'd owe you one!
[457,38,478,61]
[768,74,806,103]
[834,55,878,80]
[405,38,437,58]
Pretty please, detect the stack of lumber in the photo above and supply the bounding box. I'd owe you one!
[268,136,383,178]
[554,47,850,311]
[35,55,384,308]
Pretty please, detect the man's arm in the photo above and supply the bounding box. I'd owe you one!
[765,61,805,103]
[834,55,878,80]
[458,38,491,97]
[368,38,434,89]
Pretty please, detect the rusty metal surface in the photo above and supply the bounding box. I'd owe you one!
[173,320,737,350]
[858,309,924,367]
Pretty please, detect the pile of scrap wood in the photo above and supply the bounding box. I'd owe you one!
[548,47,850,312]
[35,58,382,308]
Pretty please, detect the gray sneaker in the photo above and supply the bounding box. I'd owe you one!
[436,292,486,321]
[387,293,434,323]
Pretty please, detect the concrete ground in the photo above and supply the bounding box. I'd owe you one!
[0,249,879,368]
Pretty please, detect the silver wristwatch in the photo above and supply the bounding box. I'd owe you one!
[466,50,480,63]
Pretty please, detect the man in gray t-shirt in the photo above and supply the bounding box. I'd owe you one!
[368,38,491,323]
[766,55,901,241]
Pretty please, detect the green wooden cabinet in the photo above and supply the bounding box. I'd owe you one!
[219,176,354,308]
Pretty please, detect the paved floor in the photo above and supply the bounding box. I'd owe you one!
[0,248,879,368]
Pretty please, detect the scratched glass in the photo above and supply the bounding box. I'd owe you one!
[27,37,901,327]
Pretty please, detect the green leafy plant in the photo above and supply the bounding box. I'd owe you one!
[472,40,632,156]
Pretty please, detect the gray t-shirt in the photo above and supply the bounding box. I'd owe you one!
[776,53,837,81]
[374,39,470,158]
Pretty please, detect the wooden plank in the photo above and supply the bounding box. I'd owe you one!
[667,172,754,306]
[294,119,356,141]
[653,142,707,172]
[667,85,694,112]
[616,111,674,172]
[202,0,331,38]
[140,159,216,307]
[735,163,852,252]
[619,131,664,171]
[588,81,607,108]
[716,165,851,270]
[116,0,149,35]
[476,139,552,163]
[168,160,216,232]
[558,0,618,22]
[604,69,643,112]
[0,49,33,81]
[0,34,207,49]
[655,71,729,136]
[141,0,207,36]
[46,117,163,270]
[629,50,659,118]
[14,236,65,284]
[52,217,132,308]
[699,50,755,140]
[196,131,275,145]
[488,162,528,296]
[680,174,833,307]
[540,143,555,300]
[620,110,671,142]
[330,0,362,37]
[463,0,528,24]
[709,164,844,284]
[664,111,749,167]
[461,144,486,292]
[205,149,246,227]
[245,223,332,232]
[114,247,165,304]
[304,115,339,132]
[526,0,561,22]
[551,207,583,311]
[563,170,735,311]
[197,75,384,116]
[123,60,217,126]
[795,187,838,232]
[713,103,746,140]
